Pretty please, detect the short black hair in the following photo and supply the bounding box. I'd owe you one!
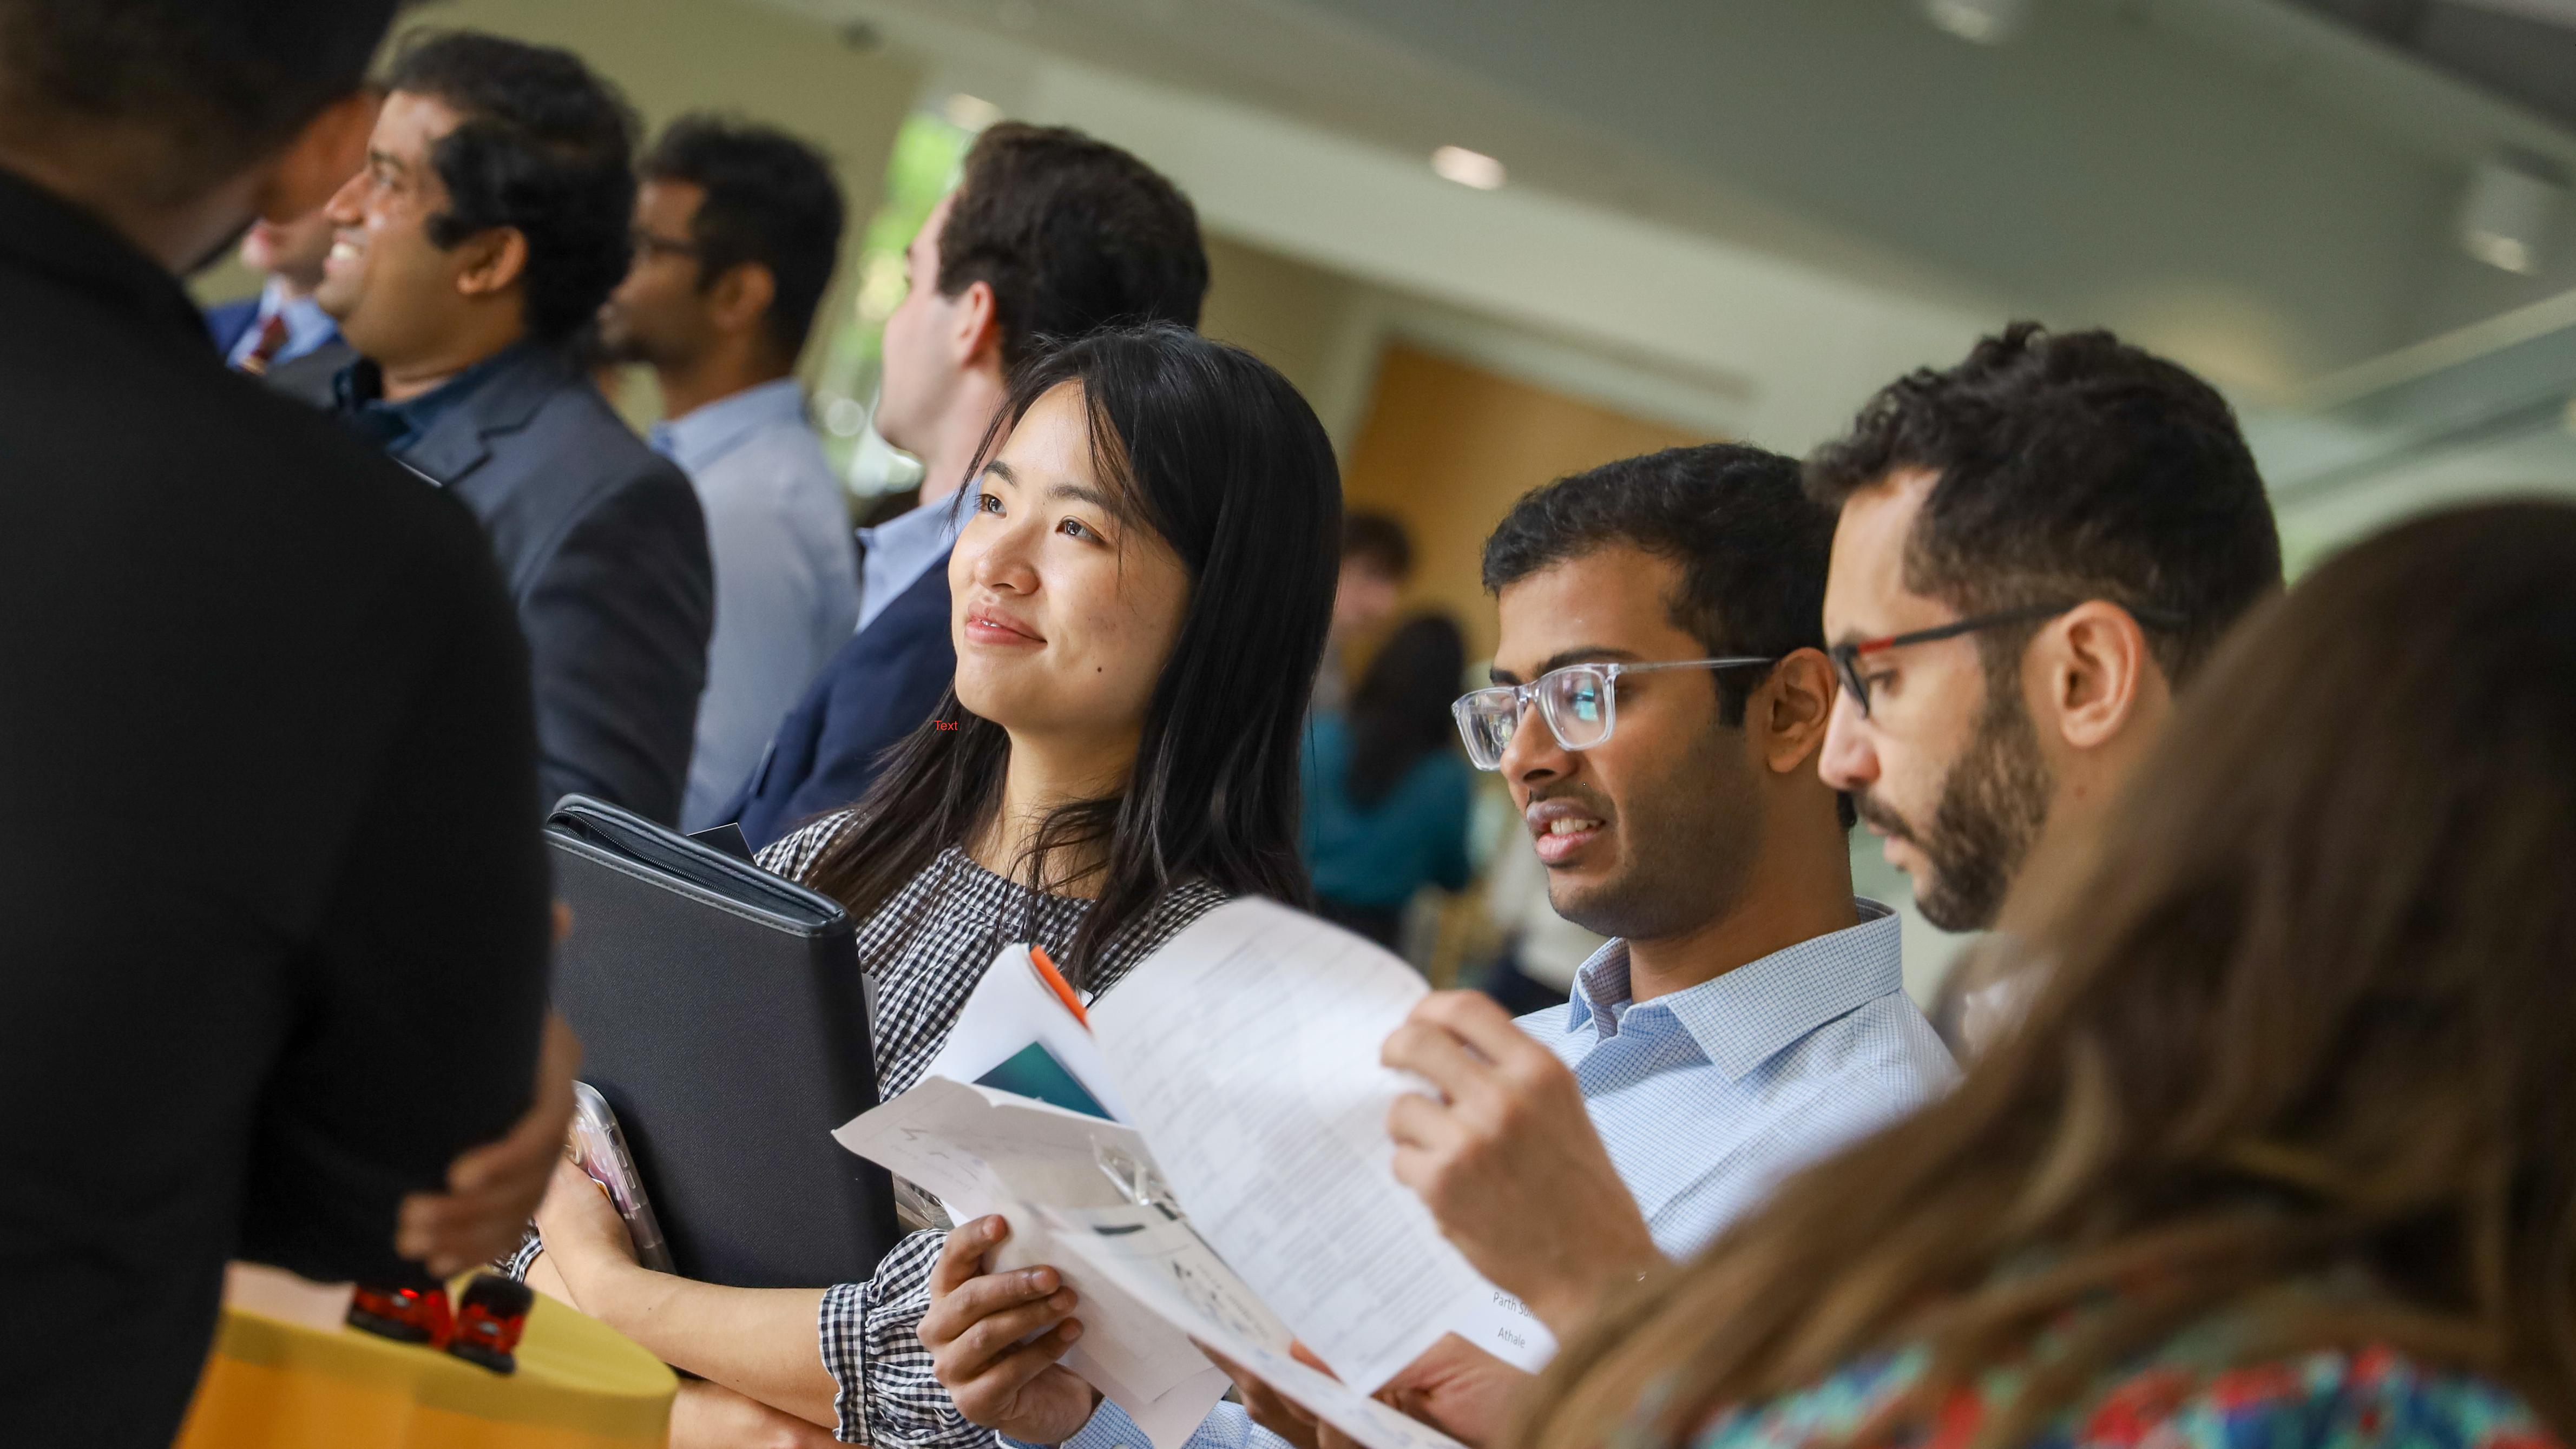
[1804,321,2283,687]
[641,115,846,364]
[0,0,400,201]
[383,31,639,346]
[938,122,1207,369]
[1483,444,1854,829]
[1343,511,1414,581]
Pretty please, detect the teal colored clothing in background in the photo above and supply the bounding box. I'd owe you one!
[1299,712,1476,911]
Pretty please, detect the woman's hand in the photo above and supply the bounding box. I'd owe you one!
[532,1154,641,1307]
[668,1379,842,1449]
[918,1215,1099,1445]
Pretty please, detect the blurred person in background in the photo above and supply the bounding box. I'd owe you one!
[206,202,351,384]
[0,1,569,1441]
[719,122,1207,850]
[1809,323,2280,1051]
[599,115,860,831]
[941,444,1953,1449]
[1510,500,2576,1449]
[1300,611,1477,953]
[316,30,713,825]
[1316,510,1415,714]
[512,325,1341,1449]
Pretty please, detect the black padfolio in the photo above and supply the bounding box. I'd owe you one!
[544,795,899,1287]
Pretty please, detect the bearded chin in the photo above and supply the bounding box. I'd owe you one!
[1914,696,2054,933]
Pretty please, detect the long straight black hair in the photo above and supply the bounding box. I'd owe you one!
[804,323,1343,988]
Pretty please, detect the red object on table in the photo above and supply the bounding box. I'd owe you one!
[448,1273,535,1374]
[345,1283,452,1348]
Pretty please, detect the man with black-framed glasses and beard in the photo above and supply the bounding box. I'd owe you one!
[1063,444,1956,1449]
[1807,322,2282,1044]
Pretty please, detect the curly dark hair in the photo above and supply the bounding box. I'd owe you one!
[1804,321,2282,687]
[382,30,638,346]
[0,0,402,200]
[937,122,1206,369]
[641,114,845,364]
[1482,443,1854,829]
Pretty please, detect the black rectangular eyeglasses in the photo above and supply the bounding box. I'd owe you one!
[1828,601,2186,717]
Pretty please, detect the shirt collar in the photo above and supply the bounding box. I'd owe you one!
[648,376,807,472]
[334,341,532,456]
[1562,900,1904,1079]
[859,493,967,565]
[254,276,337,356]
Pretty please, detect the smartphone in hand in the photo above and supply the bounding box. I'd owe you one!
[569,1082,675,1273]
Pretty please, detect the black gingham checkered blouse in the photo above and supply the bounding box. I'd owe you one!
[767,811,1227,1445]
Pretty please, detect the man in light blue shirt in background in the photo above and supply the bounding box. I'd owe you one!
[600,116,860,829]
[918,444,1955,1449]
[204,208,345,378]
[852,486,962,636]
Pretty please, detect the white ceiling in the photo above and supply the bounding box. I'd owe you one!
[762,0,2576,530]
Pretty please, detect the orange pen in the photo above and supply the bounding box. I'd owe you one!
[1027,944,1089,1028]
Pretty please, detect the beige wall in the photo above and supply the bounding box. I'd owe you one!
[1341,343,1708,663]
[197,0,922,390]
[1195,233,1379,453]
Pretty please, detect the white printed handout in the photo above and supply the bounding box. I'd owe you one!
[833,898,1542,1449]
[1036,1203,1469,1449]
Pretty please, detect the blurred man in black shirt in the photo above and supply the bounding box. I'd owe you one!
[0,3,566,1442]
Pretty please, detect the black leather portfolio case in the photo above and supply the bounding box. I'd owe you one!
[545,795,899,1287]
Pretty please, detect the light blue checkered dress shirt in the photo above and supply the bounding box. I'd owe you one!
[1043,901,1959,1449]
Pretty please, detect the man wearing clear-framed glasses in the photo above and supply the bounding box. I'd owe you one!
[1207,444,1957,1449]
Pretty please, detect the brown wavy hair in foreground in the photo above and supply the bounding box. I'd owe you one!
[1516,500,2576,1449]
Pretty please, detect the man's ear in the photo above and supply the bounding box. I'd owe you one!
[1758,648,1838,779]
[453,226,531,300]
[707,261,779,341]
[951,278,1002,370]
[2038,601,2159,752]
[255,90,382,222]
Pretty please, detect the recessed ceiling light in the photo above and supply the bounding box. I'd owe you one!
[943,93,1004,131]
[2460,153,2563,275]
[1922,0,2032,44]
[1431,146,1506,190]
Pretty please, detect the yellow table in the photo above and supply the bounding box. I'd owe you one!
[176,1269,676,1449]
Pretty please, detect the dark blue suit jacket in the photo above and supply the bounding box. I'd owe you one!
[724,554,955,851]
[386,347,713,826]
[203,296,259,357]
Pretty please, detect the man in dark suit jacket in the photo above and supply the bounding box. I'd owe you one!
[722,124,1211,848]
[726,547,955,847]
[0,2,566,1442]
[314,32,711,824]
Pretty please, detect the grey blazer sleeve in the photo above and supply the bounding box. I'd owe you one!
[522,459,713,825]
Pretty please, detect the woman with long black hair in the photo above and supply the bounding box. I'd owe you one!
[1302,611,1477,952]
[517,322,1342,1445]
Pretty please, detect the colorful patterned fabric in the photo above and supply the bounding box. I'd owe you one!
[1693,1331,2559,1449]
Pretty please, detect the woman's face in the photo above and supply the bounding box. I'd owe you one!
[950,381,1191,760]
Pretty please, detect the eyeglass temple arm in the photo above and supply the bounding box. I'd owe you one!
[1612,655,1781,675]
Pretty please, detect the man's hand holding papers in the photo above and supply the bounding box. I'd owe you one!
[1382,992,1664,1337]
[1211,1334,1528,1449]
